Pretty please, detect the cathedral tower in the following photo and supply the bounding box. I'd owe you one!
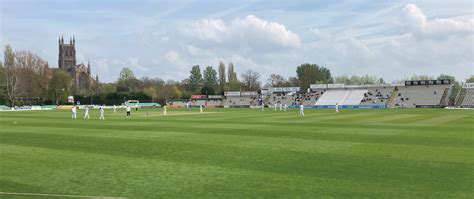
[58,35,76,70]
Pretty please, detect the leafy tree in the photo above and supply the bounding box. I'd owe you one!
[379,78,385,84]
[437,74,455,82]
[202,66,218,95]
[227,62,237,83]
[116,67,140,93]
[409,74,434,80]
[334,74,379,85]
[143,86,157,102]
[103,83,116,94]
[437,74,459,104]
[218,61,226,92]
[296,63,332,90]
[241,70,261,91]
[48,70,72,105]
[187,65,202,93]
[118,67,136,81]
[466,76,474,83]
[287,76,299,87]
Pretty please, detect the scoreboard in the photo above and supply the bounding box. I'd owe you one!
[405,79,451,86]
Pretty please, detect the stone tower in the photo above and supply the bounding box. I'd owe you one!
[58,35,76,70]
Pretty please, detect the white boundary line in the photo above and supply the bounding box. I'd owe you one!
[0,191,126,198]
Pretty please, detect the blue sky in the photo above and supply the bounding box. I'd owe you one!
[1,0,473,83]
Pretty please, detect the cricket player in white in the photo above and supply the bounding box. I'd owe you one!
[284,104,287,111]
[163,106,167,115]
[99,106,105,120]
[261,103,264,111]
[335,103,339,113]
[274,103,277,111]
[71,106,77,119]
[200,105,203,113]
[126,105,131,117]
[279,103,283,111]
[299,104,304,117]
[113,105,117,113]
[84,106,90,119]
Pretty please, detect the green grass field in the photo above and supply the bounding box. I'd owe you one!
[0,108,473,198]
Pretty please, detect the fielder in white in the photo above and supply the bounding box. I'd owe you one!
[83,106,90,119]
[284,104,287,111]
[299,104,304,117]
[200,105,203,113]
[113,105,117,113]
[261,103,264,111]
[99,106,105,120]
[335,103,339,113]
[71,106,77,119]
[274,103,278,111]
[279,103,283,111]
[163,106,167,115]
[126,105,131,117]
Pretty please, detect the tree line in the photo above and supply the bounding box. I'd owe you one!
[1,44,472,106]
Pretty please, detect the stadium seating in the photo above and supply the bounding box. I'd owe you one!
[315,89,367,105]
[267,92,297,106]
[458,88,474,107]
[168,100,187,107]
[192,100,206,106]
[302,89,325,105]
[390,85,449,108]
[223,96,255,106]
[206,99,222,107]
[359,87,394,106]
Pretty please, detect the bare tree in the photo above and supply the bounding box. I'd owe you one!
[14,51,47,73]
[1,45,29,106]
[4,68,29,106]
[14,51,48,99]
[241,70,261,91]
[266,74,286,87]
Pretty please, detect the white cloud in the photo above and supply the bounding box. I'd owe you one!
[186,19,229,43]
[165,51,180,63]
[403,3,474,37]
[184,15,301,49]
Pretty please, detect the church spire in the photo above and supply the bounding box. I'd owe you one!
[73,35,75,45]
[61,35,64,43]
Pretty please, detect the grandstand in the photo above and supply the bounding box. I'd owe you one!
[191,100,206,106]
[455,83,474,108]
[315,89,367,105]
[308,80,452,108]
[167,100,188,108]
[389,85,450,108]
[267,92,296,106]
[301,89,325,106]
[161,80,457,109]
[206,95,223,107]
[359,87,393,106]
[223,92,258,107]
[267,87,300,106]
